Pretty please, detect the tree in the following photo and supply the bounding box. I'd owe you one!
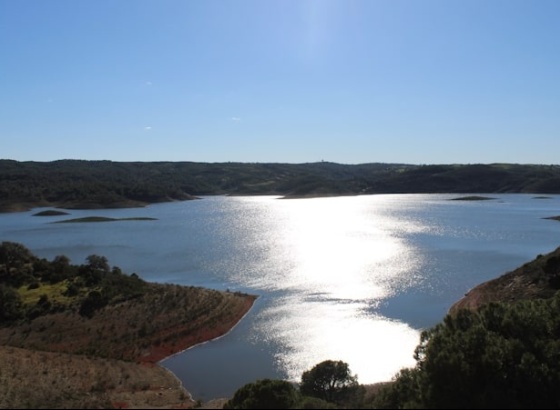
[373,292,560,409]
[300,360,360,404]
[79,255,110,286]
[0,241,34,268]
[224,379,300,409]
[0,242,35,286]
[0,284,23,324]
[85,255,110,273]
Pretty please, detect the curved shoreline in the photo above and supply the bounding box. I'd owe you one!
[150,297,257,408]
[147,295,257,407]
[138,295,257,365]
[158,295,257,365]
[0,288,257,409]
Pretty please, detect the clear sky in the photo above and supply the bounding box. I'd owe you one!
[1,0,559,164]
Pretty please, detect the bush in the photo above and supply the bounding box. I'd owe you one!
[79,291,108,318]
[0,284,23,324]
[224,379,300,409]
[298,396,337,409]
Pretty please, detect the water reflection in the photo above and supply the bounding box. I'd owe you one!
[220,196,423,383]
[258,295,419,383]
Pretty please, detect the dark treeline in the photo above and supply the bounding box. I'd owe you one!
[1,160,560,211]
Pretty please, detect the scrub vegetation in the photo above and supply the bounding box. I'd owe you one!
[0,241,256,408]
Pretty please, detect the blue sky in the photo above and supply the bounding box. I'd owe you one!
[1,0,559,164]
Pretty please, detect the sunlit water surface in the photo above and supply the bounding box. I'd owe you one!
[1,194,560,399]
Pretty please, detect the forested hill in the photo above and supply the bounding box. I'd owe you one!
[1,160,560,211]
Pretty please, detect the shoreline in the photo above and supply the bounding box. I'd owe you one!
[152,296,258,407]
[138,294,257,365]
[0,286,257,409]
[158,295,257,366]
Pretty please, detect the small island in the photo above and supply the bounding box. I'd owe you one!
[54,216,158,223]
[32,209,70,216]
[544,216,560,222]
[449,195,496,201]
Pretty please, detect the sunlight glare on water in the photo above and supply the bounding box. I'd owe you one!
[231,196,425,383]
[257,295,420,383]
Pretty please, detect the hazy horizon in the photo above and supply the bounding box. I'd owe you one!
[2,158,559,167]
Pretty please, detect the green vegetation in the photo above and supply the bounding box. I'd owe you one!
[368,247,560,409]
[2,160,560,211]
[54,216,157,223]
[0,241,256,363]
[224,379,301,409]
[300,360,362,405]
[372,293,560,409]
[225,360,363,409]
[0,241,147,323]
[0,241,256,408]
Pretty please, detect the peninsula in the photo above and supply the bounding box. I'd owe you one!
[0,242,256,408]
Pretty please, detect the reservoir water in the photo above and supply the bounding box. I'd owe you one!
[1,194,559,400]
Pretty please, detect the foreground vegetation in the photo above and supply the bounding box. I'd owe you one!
[1,160,560,211]
[372,292,560,409]
[225,360,364,409]
[0,241,256,408]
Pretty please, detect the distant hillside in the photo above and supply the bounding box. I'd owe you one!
[449,245,560,314]
[1,160,560,211]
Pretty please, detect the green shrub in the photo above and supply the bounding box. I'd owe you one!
[373,292,560,409]
[224,379,300,409]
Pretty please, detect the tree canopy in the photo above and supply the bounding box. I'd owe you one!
[373,292,560,409]
[225,360,363,409]
[224,379,300,409]
[300,360,360,404]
